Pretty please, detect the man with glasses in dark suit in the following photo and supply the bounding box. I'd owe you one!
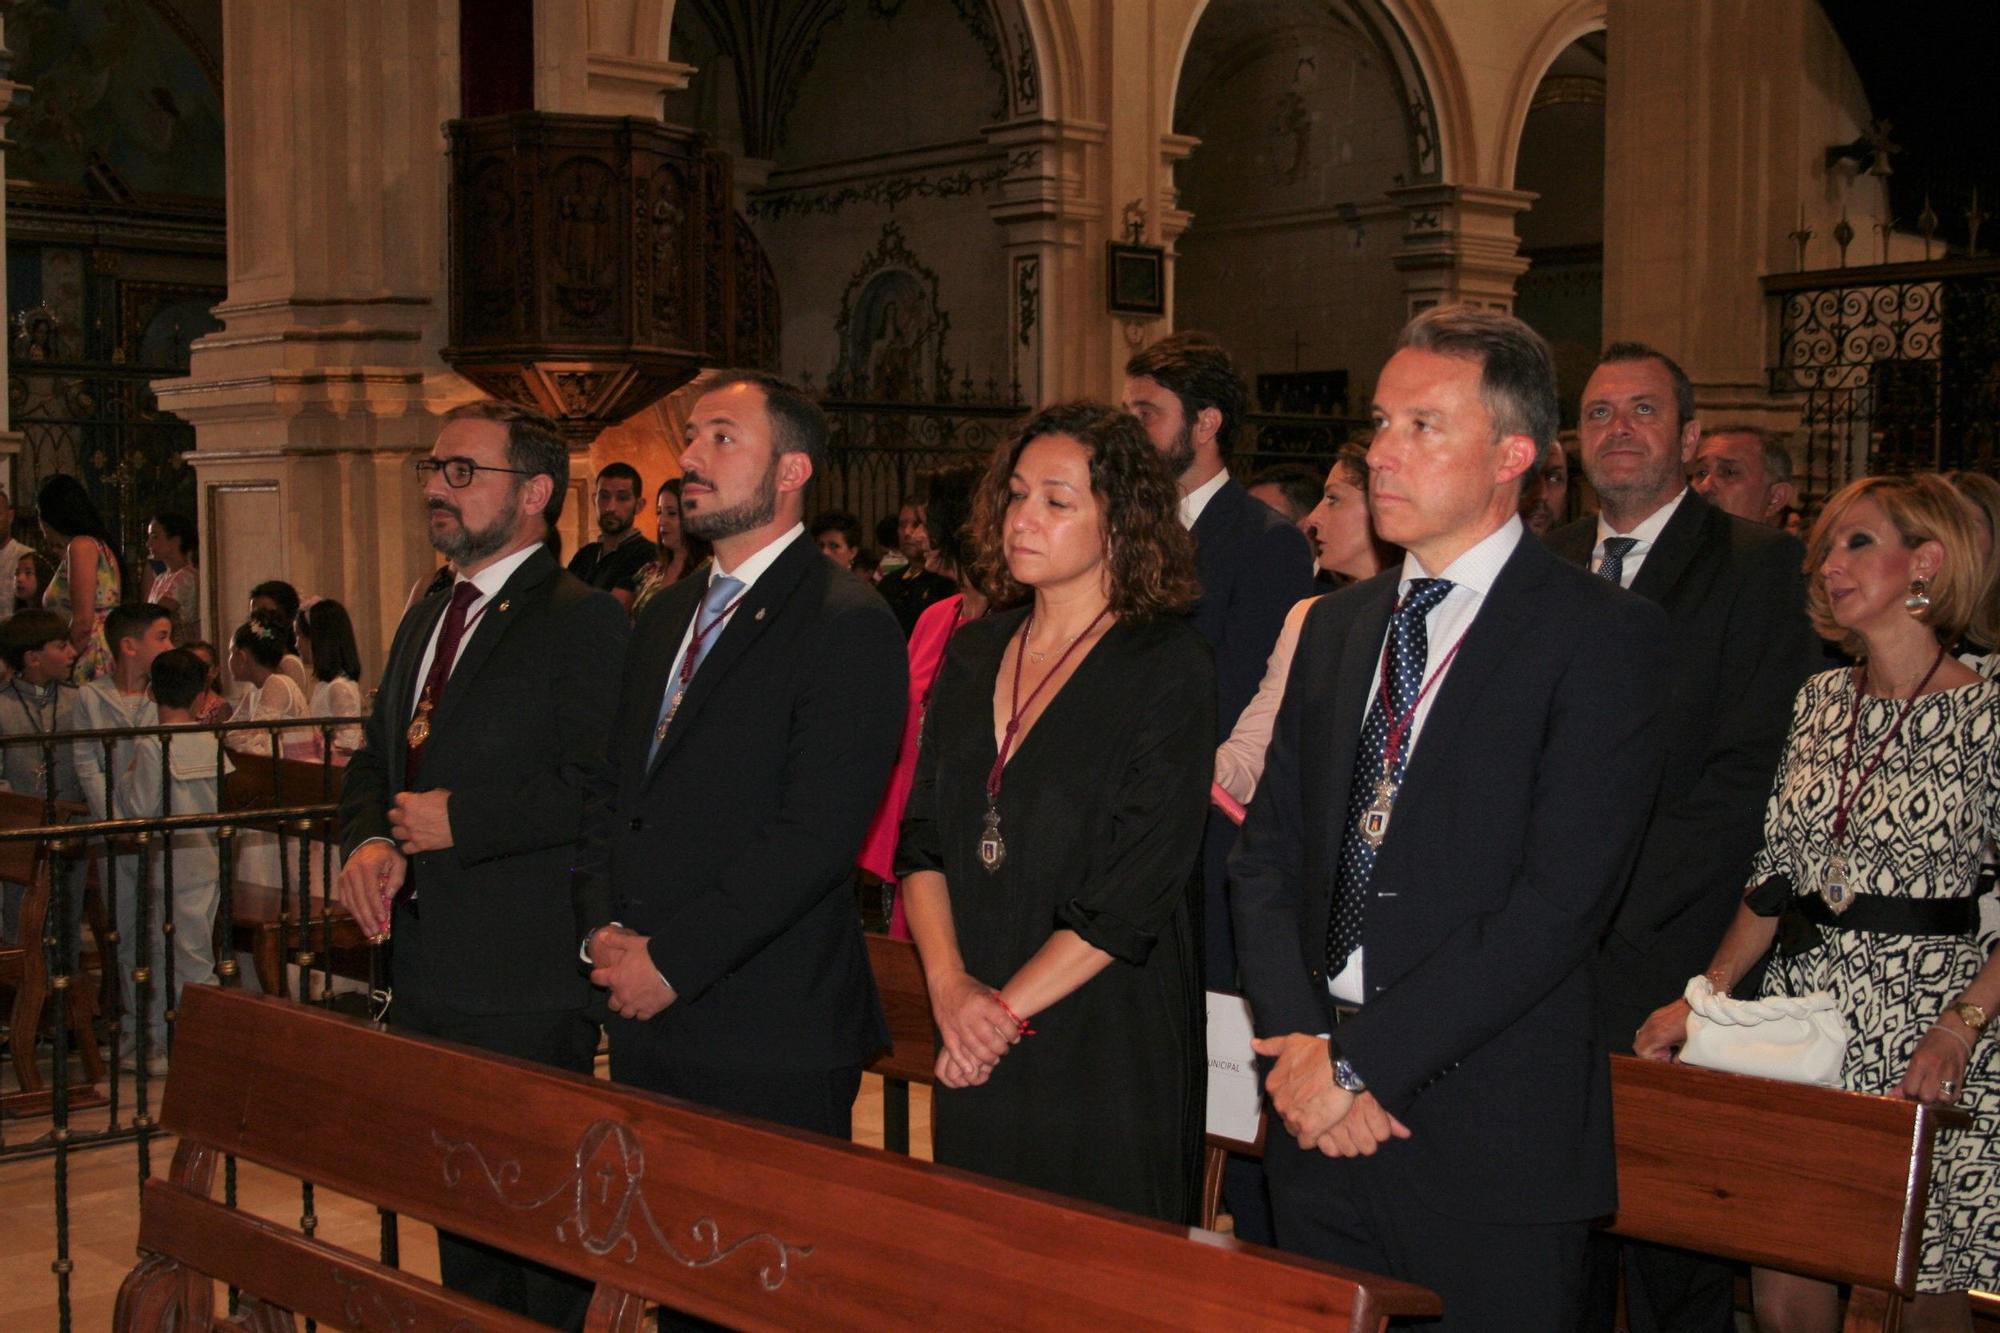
[338,399,628,1331]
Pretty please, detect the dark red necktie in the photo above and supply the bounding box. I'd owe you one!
[404,581,481,786]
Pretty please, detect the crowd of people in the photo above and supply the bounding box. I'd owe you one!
[0,472,375,1074]
[2,300,1997,1330]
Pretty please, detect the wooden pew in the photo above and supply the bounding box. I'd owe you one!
[864,932,936,1153]
[219,755,369,997]
[117,986,1441,1331]
[1604,1053,1959,1332]
[0,790,107,1114]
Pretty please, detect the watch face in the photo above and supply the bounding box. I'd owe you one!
[1333,1059,1367,1093]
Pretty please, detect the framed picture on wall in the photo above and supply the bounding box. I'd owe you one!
[1106,242,1166,316]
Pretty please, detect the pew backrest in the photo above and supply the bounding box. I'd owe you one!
[119,986,1441,1332]
[1605,1053,1950,1298]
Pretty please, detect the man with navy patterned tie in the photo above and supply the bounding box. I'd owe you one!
[575,371,906,1145]
[1231,307,1670,1330]
[1550,343,1819,1333]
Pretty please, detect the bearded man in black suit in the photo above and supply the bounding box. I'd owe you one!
[339,400,628,1329]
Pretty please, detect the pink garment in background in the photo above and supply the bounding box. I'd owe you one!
[857,593,966,938]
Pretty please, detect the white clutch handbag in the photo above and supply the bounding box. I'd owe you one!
[1678,976,1851,1087]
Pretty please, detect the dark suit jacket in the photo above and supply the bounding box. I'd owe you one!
[339,547,629,1017]
[1189,478,1318,734]
[572,531,906,1072]
[1230,531,1669,1223]
[1188,478,1316,984]
[1546,492,1820,1045]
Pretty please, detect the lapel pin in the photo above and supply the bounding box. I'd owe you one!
[498,599,511,612]
[754,608,767,621]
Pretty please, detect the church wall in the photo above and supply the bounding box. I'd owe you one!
[1173,15,1419,420]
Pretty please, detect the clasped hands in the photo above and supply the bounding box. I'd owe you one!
[587,926,678,1021]
[1252,1032,1411,1158]
[930,969,1022,1088]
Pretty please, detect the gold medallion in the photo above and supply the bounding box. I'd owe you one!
[406,699,433,748]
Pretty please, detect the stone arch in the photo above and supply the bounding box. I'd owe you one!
[1496,0,1608,189]
[1165,0,1465,189]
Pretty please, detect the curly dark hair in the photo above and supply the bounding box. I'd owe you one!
[968,402,1199,620]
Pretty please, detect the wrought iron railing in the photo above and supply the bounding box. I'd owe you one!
[1,716,360,1331]
[8,362,200,582]
[1233,411,1373,482]
[809,392,1029,543]
[1766,255,2000,499]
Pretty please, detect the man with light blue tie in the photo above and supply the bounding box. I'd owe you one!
[575,370,907,1142]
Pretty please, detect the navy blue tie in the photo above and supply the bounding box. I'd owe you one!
[1327,577,1455,974]
[1598,536,1639,587]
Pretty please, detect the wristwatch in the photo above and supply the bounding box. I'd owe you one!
[1327,1039,1368,1093]
[1950,1000,1990,1035]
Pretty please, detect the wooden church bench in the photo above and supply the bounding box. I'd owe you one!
[116,985,1440,1331]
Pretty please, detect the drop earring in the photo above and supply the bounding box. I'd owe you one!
[1905,577,1933,616]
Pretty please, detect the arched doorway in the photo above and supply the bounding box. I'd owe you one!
[1510,32,1607,427]
[1170,0,1444,474]
[664,2,1038,546]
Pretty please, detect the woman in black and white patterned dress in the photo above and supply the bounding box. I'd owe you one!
[1638,473,2000,1332]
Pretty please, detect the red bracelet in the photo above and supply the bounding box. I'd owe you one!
[995,994,1036,1037]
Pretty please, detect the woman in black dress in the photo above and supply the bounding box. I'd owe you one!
[896,401,1214,1223]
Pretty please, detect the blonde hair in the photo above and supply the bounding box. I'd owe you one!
[1946,471,2000,648]
[1805,473,1986,657]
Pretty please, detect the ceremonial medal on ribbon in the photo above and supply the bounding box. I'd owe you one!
[1820,849,1853,914]
[406,697,433,748]
[978,803,1007,872]
[1360,777,1397,849]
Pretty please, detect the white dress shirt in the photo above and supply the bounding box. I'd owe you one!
[1590,487,1689,589]
[408,541,543,716]
[1178,468,1231,529]
[660,523,804,695]
[1329,514,1526,1004]
[589,524,807,980]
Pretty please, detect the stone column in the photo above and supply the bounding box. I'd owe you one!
[1602,0,1881,420]
[151,0,467,672]
[1388,183,1537,316]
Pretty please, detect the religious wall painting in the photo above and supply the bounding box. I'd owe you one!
[121,282,223,371]
[830,222,952,403]
[6,0,225,199]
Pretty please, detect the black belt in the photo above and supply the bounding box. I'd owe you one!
[1748,874,1977,957]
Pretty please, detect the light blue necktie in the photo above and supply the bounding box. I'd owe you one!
[648,575,745,764]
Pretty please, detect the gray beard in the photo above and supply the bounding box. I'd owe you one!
[429,488,521,565]
[684,457,780,542]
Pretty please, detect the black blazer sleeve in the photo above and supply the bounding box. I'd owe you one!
[1217,519,1316,731]
[1334,595,1670,1114]
[1610,533,1819,942]
[448,591,629,868]
[339,607,426,854]
[645,600,908,1001]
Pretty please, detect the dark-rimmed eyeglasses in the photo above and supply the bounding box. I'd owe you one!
[415,457,533,488]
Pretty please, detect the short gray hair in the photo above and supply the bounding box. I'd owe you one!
[1702,424,1793,486]
[1397,305,1560,451]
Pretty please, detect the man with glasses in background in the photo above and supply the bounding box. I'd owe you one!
[337,399,628,1331]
